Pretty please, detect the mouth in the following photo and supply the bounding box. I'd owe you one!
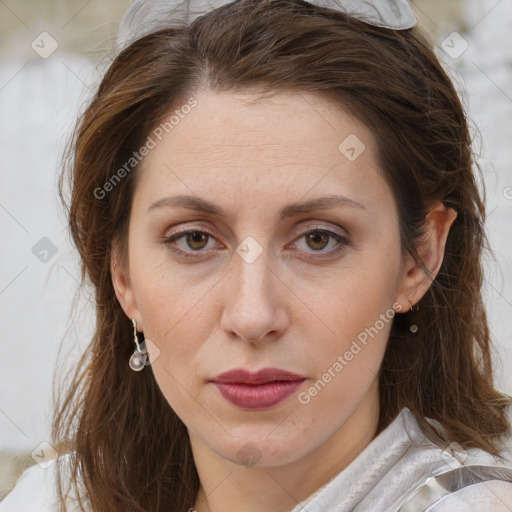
[211,368,306,410]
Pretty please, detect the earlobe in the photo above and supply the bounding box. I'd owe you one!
[111,244,142,328]
[396,201,457,309]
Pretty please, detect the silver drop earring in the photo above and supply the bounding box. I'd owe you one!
[409,299,419,334]
[129,319,148,371]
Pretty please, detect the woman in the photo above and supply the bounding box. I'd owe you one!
[2,0,512,510]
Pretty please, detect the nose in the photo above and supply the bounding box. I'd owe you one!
[220,249,289,344]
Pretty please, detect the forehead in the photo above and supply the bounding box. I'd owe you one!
[134,89,391,217]
[149,89,376,158]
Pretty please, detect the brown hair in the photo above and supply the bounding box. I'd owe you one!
[54,0,511,510]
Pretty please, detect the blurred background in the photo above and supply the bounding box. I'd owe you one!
[1,0,511,499]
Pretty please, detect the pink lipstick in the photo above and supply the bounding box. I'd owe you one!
[211,368,306,410]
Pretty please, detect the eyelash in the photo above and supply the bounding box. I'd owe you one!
[161,226,349,260]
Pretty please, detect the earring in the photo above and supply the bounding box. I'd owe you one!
[409,299,419,334]
[129,319,148,371]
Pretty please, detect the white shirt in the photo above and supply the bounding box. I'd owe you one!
[2,407,512,511]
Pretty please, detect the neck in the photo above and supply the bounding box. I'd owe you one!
[192,379,380,512]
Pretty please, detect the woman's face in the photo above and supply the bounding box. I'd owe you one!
[114,89,412,468]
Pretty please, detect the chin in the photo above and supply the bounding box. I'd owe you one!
[207,428,315,468]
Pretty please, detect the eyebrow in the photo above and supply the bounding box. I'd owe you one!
[148,194,366,220]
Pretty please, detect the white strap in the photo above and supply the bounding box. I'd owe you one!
[397,465,512,512]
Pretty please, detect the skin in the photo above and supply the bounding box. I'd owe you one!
[112,89,457,512]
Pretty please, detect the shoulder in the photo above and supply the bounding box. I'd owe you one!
[428,480,512,511]
[0,453,83,512]
[1,460,59,512]
[367,408,512,510]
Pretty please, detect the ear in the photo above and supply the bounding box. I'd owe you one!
[111,241,143,330]
[395,200,457,312]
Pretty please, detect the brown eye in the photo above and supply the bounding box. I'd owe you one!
[305,232,330,251]
[162,229,220,259]
[185,232,210,250]
[292,228,349,258]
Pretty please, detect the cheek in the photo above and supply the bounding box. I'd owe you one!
[307,301,393,400]
[295,290,394,438]
[300,243,401,388]
[135,278,211,415]
[306,250,400,343]
[129,239,213,340]
[135,279,211,361]
[129,260,220,404]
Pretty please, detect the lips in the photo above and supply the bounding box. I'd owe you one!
[211,368,306,410]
